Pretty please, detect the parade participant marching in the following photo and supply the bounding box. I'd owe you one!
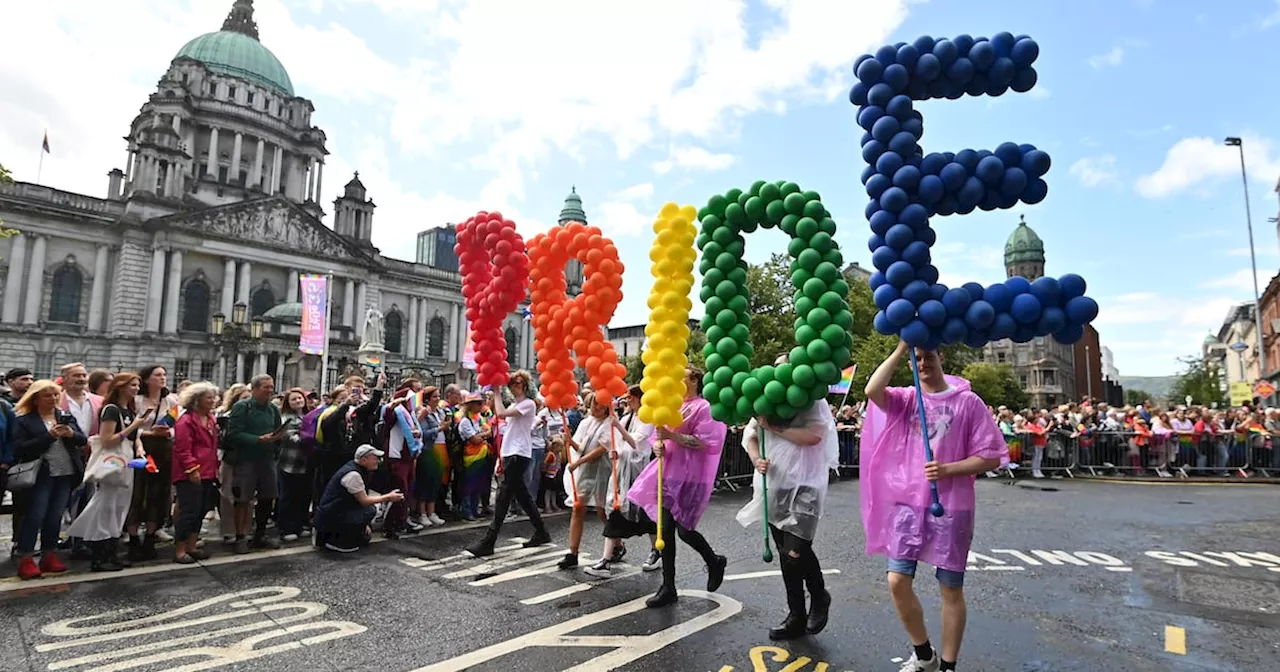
[556,395,619,571]
[586,385,656,578]
[736,355,839,640]
[626,367,728,608]
[862,342,1006,672]
[464,371,551,557]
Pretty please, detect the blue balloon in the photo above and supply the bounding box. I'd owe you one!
[918,175,944,204]
[896,45,920,70]
[958,176,985,207]
[917,263,940,285]
[939,162,967,190]
[883,63,910,92]
[876,45,899,65]
[901,240,930,267]
[966,73,989,97]
[902,279,932,305]
[947,57,975,84]
[849,82,869,106]
[858,105,885,130]
[983,283,1013,312]
[969,40,996,70]
[915,53,942,81]
[991,32,1016,57]
[964,329,991,348]
[1030,276,1062,307]
[893,165,922,191]
[1010,67,1038,93]
[1011,324,1037,343]
[1021,149,1051,177]
[873,310,895,335]
[880,186,909,212]
[917,225,937,246]
[871,115,900,143]
[935,195,957,216]
[1011,38,1039,67]
[876,151,904,176]
[920,153,948,175]
[1065,295,1100,324]
[964,300,996,329]
[862,139,886,164]
[885,224,915,251]
[994,141,1022,166]
[871,245,899,272]
[868,83,894,107]
[1010,293,1042,324]
[913,35,936,53]
[901,319,931,346]
[886,298,917,327]
[1005,276,1032,295]
[874,283,900,310]
[942,317,968,344]
[963,282,986,302]
[979,190,1002,212]
[976,155,1005,185]
[989,57,1015,87]
[867,233,886,253]
[927,78,950,99]
[1059,273,1087,300]
[953,34,975,54]
[857,58,884,84]
[860,164,876,185]
[1024,178,1048,204]
[1037,306,1066,335]
[869,209,896,235]
[865,200,881,220]
[989,313,1017,340]
[942,287,972,316]
[853,54,874,73]
[887,94,914,119]
[866,173,891,199]
[886,260,915,287]
[919,300,946,327]
[955,149,980,170]
[933,39,958,66]
[901,117,923,138]
[869,271,887,290]
[1001,167,1028,197]
[889,131,918,156]
[1053,323,1085,345]
[930,283,949,300]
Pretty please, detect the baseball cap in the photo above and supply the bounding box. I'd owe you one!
[354,445,384,460]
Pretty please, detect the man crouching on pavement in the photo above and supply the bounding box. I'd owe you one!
[315,444,404,553]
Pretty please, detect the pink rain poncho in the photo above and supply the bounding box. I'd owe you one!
[860,376,1007,572]
[626,397,726,529]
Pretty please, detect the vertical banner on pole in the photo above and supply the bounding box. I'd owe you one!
[462,327,477,370]
[299,274,328,355]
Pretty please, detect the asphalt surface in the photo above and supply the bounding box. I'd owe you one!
[2,478,1278,671]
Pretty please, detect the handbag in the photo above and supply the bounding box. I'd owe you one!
[83,435,134,488]
[5,458,42,491]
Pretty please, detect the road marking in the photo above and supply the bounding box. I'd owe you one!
[1164,625,1186,655]
[520,563,639,605]
[1106,567,1133,573]
[722,569,841,582]
[411,590,741,672]
[401,538,530,569]
[965,565,1025,572]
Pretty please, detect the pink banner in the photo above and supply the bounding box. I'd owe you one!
[462,327,477,370]
[299,274,328,355]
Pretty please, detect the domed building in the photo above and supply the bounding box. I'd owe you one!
[0,0,545,390]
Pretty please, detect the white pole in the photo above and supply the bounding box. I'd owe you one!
[320,271,334,394]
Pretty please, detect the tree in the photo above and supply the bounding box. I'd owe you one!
[1169,355,1222,406]
[743,253,797,369]
[960,362,1029,410]
[1125,388,1153,406]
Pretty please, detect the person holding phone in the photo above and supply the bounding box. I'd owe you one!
[225,374,285,554]
[126,365,180,561]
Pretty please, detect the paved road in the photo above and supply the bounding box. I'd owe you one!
[2,478,1278,671]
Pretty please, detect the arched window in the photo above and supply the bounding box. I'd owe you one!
[505,327,520,367]
[385,311,403,353]
[48,264,83,323]
[182,279,211,332]
[250,286,275,317]
[428,317,445,357]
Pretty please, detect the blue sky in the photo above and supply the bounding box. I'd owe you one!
[4,0,1280,377]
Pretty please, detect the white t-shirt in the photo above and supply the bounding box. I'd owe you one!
[500,398,537,458]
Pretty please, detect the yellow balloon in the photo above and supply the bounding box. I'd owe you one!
[641,202,697,428]
[638,405,655,424]
[660,202,680,218]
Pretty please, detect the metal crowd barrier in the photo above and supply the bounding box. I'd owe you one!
[715,428,863,492]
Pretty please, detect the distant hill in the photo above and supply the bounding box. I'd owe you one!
[1116,375,1177,401]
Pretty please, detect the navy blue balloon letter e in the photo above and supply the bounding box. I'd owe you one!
[851,34,1098,349]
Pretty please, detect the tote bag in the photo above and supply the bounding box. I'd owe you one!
[82,435,134,488]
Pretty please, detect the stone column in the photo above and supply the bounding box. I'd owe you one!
[230,133,243,185]
[448,302,460,361]
[220,258,236,318]
[306,157,317,201]
[342,278,355,328]
[124,150,134,182]
[206,127,219,177]
[20,235,48,326]
[272,147,283,194]
[237,261,252,305]
[417,299,429,357]
[186,130,197,177]
[87,244,110,331]
[215,357,225,387]
[355,282,367,340]
[407,297,419,359]
[286,270,299,303]
[162,249,183,334]
[143,246,165,332]
[315,161,324,204]
[251,137,265,188]
[2,234,28,323]
[274,353,285,384]
[235,353,245,383]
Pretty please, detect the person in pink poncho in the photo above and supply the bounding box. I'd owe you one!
[863,342,1006,672]
[625,367,728,608]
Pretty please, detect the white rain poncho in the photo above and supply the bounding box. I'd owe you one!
[607,411,654,517]
[735,401,839,541]
[564,414,619,508]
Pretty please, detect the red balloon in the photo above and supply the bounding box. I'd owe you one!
[456,211,531,387]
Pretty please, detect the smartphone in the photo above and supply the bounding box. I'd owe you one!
[273,419,291,434]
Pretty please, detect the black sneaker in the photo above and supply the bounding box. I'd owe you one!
[557,553,578,570]
[641,548,662,571]
[465,539,495,558]
[584,558,612,579]
[522,531,552,548]
[610,545,627,563]
[706,554,727,592]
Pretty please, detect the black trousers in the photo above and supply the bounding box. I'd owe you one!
[658,508,718,588]
[769,524,826,607]
[174,480,217,539]
[485,455,546,538]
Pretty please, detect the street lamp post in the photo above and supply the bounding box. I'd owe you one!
[1085,344,1093,403]
[211,301,264,386]
[1225,137,1269,406]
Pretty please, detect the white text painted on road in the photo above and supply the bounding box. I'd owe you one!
[966,549,1280,573]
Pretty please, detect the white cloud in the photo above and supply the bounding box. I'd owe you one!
[930,242,1005,287]
[1027,86,1052,100]
[653,146,738,175]
[1135,135,1280,198]
[594,201,652,238]
[1199,267,1275,293]
[1262,0,1280,29]
[612,183,655,202]
[1087,47,1125,69]
[1069,154,1119,187]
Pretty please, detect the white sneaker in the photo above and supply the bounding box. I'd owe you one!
[155,529,174,543]
[898,650,940,672]
[282,534,299,542]
[584,558,613,579]
[1032,470,1046,479]
[427,513,446,526]
[641,548,662,571]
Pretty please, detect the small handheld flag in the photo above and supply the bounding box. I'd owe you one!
[156,405,182,428]
[42,132,50,154]
[828,365,856,394]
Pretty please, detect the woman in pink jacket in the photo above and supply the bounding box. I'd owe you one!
[171,382,221,564]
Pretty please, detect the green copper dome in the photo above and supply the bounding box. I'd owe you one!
[174,2,294,96]
[559,186,587,223]
[1004,215,1045,267]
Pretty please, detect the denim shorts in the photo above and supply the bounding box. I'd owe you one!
[887,557,965,588]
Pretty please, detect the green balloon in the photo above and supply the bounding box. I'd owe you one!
[803,277,827,301]
[699,259,716,276]
[807,307,832,330]
[755,365,776,384]
[727,294,749,317]
[726,240,745,258]
[709,403,728,422]
[764,380,787,404]
[822,248,844,267]
[783,192,807,216]
[716,337,740,358]
[753,395,775,417]
[735,396,754,421]
[715,253,738,274]
[820,323,846,346]
[830,345,852,367]
[809,385,829,403]
[718,386,737,408]
[779,214,800,236]
[714,279,737,301]
[801,189,821,201]
[758,182,780,202]
[813,361,839,384]
[706,325,726,343]
[776,404,798,420]
[740,218,758,234]
[749,180,767,197]
[810,231,834,255]
[707,194,728,218]
[738,312,752,329]
[731,371,750,389]
[794,316,806,332]
[791,268,812,290]
[706,353,726,372]
[702,214,722,230]
[739,340,755,361]
[703,382,720,405]
[729,323,750,343]
[796,248,821,272]
[789,346,811,367]
[796,217,819,240]
[702,341,717,359]
[833,309,854,330]
[802,199,826,219]
[726,187,744,203]
[724,202,745,225]
[791,364,816,388]
[794,296,816,317]
[774,363,794,386]
[714,309,738,331]
[819,217,837,235]
[712,225,736,247]
[703,295,726,317]
[780,182,801,196]
[764,199,786,225]
[806,338,832,362]
[830,278,850,297]
[786,384,809,408]
[814,262,840,285]
[727,353,751,372]
[702,241,724,261]
[712,365,734,388]
[736,190,751,207]
[744,196,766,222]
[796,324,818,345]
[787,237,807,258]
[741,376,764,400]
[818,290,846,314]
[727,267,747,286]
[700,312,715,330]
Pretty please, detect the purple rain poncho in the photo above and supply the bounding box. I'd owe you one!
[860,376,1007,572]
[626,397,726,530]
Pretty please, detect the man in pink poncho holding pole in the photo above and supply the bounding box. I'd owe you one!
[862,342,1006,672]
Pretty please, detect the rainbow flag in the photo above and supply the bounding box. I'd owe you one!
[828,364,857,394]
[155,404,182,427]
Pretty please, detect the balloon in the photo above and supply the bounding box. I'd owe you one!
[455,211,530,387]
